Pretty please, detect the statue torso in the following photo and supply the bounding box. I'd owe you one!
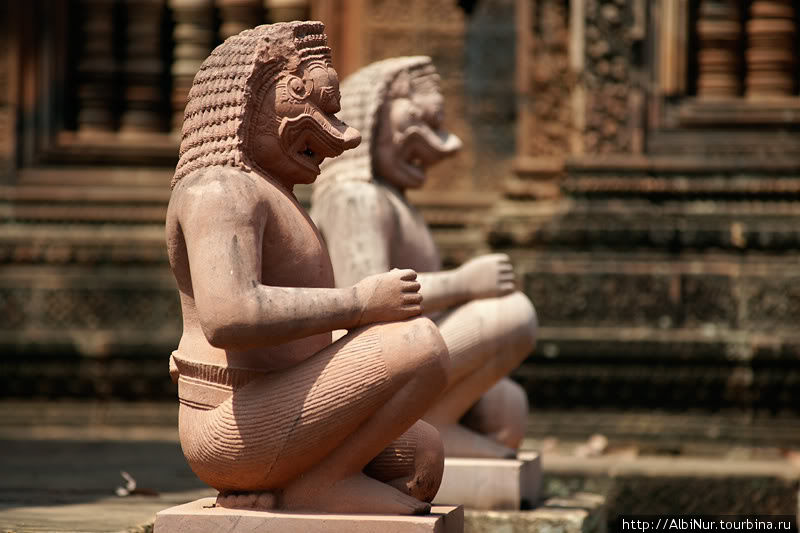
[167,167,334,371]
[382,183,442,273]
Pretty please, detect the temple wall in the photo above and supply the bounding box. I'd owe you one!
[2,0,800,444]
[497,0,800,425]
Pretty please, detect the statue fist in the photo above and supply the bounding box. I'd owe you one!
[458,253,516,300]
[354,268,423,325]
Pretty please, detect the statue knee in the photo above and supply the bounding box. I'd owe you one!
[406,317,450,391]
[405,420,445,502]
[461,378,529,450]
[497,379,529,449]
[508,292,538,356]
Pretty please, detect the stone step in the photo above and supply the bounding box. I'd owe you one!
[541,454,798,531]
[464,492,606,533]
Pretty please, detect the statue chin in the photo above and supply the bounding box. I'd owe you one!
[379,161,428,190]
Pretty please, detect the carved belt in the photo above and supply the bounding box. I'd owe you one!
[169,352,266,410]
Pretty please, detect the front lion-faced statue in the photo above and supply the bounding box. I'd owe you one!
[166,25,450,515]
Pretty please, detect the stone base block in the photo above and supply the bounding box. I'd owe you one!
[153,497,463,533]
[433,452,542,510]
[465,492,607,533]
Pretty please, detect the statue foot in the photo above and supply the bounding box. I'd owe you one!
[215,491,276,510]
[437,423,517,459]
[280,472,431,515]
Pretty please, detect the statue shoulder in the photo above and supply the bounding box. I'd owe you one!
[312,180,397,233]
[169,166,268,227]
[315,180,394,212]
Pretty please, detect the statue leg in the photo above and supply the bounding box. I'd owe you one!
[193,317,448,514]
[425,291,537,457]
[276,317,449,514]
[461,378,529,450]
[364,419,445,503]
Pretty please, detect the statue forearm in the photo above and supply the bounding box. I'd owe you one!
[417,269,470,313]
[200,268,422,351]
[199,285,361,350]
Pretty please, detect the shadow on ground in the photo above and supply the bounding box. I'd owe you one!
[0,439,206,510]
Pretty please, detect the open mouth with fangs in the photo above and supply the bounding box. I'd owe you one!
[395,126,463,186]
[280,113,356,180]
[297,143,327,168]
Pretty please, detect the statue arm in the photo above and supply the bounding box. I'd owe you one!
[418,253,517,313]
[178,178,419,350]
[416,270,471,313]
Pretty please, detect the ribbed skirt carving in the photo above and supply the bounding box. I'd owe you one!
[176,331,391,491]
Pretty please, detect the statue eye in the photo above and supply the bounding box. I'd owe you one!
[319,86,340,113]
[426,108,444,130]
[287,75,309,101]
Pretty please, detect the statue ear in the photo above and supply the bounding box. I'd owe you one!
[286,74,311,101]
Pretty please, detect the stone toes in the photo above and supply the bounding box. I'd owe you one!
[256,492,276,508]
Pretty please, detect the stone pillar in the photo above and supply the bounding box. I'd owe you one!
[695,0,741,99]
[77,0,117,133]
[746,0,796,99]
[264,0,309,23]
[217,0,263,41]
[120,0,166,133]
[169,0,215,134]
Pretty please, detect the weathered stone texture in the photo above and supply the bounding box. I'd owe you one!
[523,0,573,157]
[543,456,799,530]
[583,0,640,154]
[465,0,516,189]
[464,492,606,533]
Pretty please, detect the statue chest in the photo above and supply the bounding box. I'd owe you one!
[260,192,335,289]
[389,198,442,273]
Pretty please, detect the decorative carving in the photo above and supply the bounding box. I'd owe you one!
[696,0,741,98]
[745,0,796,99]
[120,0,167,133]
[168,22,450,514]
[313,57,537,459]
[491,197,800,251]
[523,0,573,156]
[525,271,674,328]
[583,0,638,154]
[742,275,800,331]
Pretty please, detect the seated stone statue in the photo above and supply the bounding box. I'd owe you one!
[166,24,451,515]
[312,57,538,459]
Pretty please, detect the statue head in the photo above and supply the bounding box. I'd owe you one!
[172,21,361,189]
[315,56,461,193]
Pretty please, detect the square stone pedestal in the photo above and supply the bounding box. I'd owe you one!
[433,452,541,510]
[154,497,463,533]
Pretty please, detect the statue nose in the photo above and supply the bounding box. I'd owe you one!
[341,124,361,150]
